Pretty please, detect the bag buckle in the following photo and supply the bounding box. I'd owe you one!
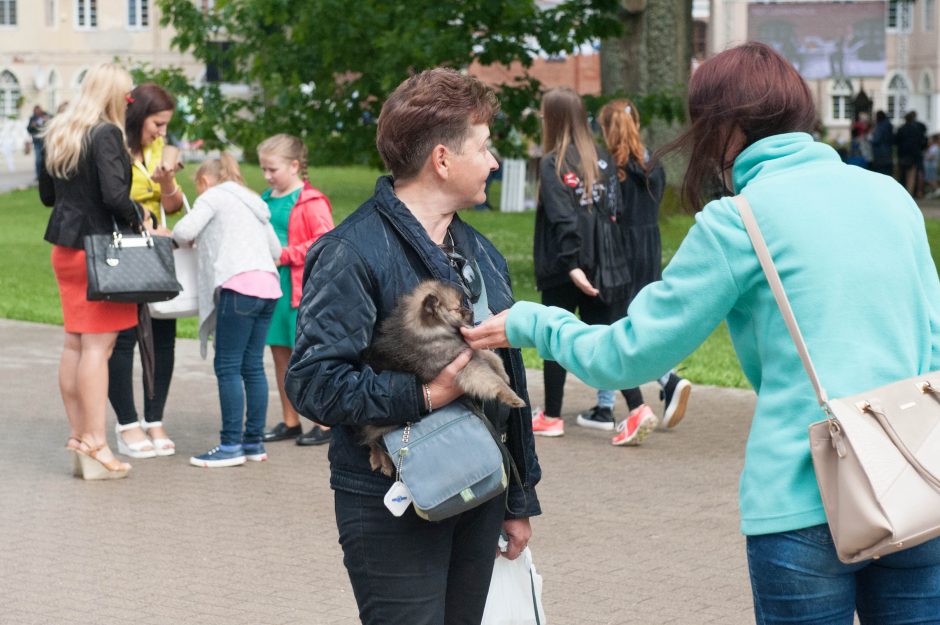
[828,419,847,458]
[918,380,935,394]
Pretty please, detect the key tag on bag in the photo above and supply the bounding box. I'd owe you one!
[384,480,413,517]
[384,425,414,517]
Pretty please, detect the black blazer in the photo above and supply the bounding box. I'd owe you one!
[41,123,141,249]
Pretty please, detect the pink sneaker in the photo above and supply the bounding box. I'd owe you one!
[531,410,565,437]
[611,405,658,446]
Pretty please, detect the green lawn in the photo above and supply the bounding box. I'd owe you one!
[6,165,938,389]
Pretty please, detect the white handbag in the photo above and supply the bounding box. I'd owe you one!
[735,194,940,564]
[149,194,199,319]
[481,542,546,625]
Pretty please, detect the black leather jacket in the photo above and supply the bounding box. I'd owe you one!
[285,176,541,519]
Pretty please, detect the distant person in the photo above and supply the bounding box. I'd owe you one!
[256,134,335,446]
[925,134,940,197]
[39,63,141,480]
[870,110,894,176]
[27,105,50,180]
[464,42,940,623]
[895,110,928,197]
[107,84,184,460]
[173,155,282,468]
[597,98,693,436]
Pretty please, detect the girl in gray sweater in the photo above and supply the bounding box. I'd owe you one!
[173,154,283,468]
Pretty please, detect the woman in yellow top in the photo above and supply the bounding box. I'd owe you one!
[108,83,184,459]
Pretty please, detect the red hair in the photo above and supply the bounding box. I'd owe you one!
[659,42,816,211]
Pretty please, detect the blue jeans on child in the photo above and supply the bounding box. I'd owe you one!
[746,523,940,624]
[213,289,276,446]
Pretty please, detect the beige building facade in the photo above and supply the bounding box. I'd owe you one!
[0,0,204,120]
[706,0,940,137]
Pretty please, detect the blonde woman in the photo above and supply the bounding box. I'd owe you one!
[39,63,142,480]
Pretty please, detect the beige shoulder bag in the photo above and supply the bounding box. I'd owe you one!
[734,194,940,564]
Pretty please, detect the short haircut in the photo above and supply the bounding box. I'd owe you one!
[376,68,499,181]
[658,42,816,211]
[125,83,177,155]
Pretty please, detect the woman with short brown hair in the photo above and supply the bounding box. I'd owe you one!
[286,68,542,624]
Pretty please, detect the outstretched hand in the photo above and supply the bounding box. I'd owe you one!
[461,310,511,350]
[426,349,472,410]
[569,268,599,297]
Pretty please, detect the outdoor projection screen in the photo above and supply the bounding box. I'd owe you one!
[747,1,887,79]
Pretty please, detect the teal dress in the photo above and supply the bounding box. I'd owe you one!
[264,188,301,347]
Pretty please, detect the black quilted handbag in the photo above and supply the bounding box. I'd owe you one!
[84,224,181,303]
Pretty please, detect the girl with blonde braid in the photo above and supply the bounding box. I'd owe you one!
[257,134,335,446]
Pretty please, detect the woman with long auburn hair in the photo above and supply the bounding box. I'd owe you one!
[597,98,693,433]
[466,42,940,621]
[40,63,142,479]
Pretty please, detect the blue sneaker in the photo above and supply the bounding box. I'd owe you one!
[242,442,268,462]
[189,445,246,468]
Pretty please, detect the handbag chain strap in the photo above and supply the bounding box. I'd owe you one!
[395,423,412,483]
[733,195,831,410]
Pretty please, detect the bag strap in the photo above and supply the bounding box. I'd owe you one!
[732,195,830,407]
[159,190,191,229]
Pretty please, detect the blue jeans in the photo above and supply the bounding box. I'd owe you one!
[213,289,276,446]
[747,524,940,624]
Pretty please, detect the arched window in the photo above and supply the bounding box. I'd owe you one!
[72,67,87,96]
[0,70,21,118]
[831,78,853,122]
[887,73,910,123]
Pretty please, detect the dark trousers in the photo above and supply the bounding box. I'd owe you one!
[108,317,177,425]
[541,281,641,416]
[335,489,505,625]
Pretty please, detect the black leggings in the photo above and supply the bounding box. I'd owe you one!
[540,282,642,417]
[107,318,176,425]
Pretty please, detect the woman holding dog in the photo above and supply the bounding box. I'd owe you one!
[285,69,541,624]
[465,42,940,623]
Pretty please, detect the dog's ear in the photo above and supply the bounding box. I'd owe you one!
[422,293,440,318]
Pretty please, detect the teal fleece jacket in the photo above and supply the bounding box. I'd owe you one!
[508,132,940,535]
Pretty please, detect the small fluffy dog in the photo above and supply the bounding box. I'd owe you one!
[361,280,526,476]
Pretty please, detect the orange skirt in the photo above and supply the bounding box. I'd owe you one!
[51,245,138,334]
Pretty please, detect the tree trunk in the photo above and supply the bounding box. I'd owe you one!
[600,0,693,97]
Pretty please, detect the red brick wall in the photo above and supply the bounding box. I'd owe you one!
[469,53,601,95]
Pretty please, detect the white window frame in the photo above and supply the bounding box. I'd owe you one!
[127,0,149,30]
[75,0,97,30]
[830,78,854,124]
[887,0,914,33]
[72,67,88,95]
[0,70,22,118]
[921,72,934,122]
[887,73,911,123]
[0,0,17,28]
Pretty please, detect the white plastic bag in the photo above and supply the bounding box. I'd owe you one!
[481,546,546,625]
[149,195,198,319]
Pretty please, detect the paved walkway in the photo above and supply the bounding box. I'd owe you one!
[0,318,758,625]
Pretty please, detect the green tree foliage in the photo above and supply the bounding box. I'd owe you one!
[155,0,621,164]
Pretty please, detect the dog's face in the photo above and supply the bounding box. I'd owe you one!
[419,284,472,331]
